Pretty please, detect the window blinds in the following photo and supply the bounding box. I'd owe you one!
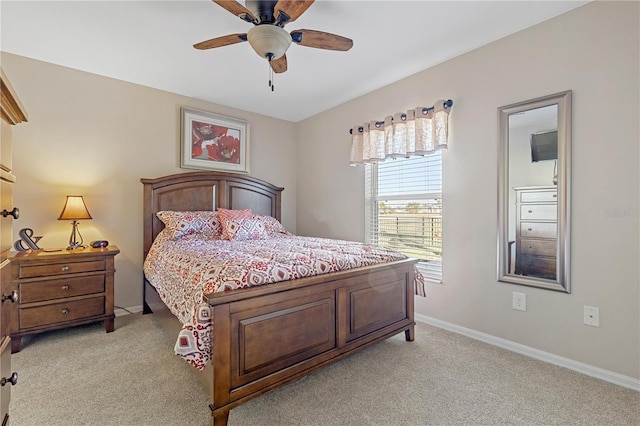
[365,153,442,279]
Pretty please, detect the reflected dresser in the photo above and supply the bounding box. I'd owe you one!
[514,186,557,280]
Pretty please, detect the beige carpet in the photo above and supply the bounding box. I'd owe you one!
[9,313,639,425]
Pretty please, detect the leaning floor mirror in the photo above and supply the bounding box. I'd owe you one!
[497,90,571,292]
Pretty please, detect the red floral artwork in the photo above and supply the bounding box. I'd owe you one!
[191,121,241,164]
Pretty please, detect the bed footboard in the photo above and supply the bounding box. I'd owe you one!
[206,258,416,425]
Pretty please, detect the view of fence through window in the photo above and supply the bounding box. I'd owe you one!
[377,200,442,262]
[367,153,443,277]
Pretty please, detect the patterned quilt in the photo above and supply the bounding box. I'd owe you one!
[143,231,425,370]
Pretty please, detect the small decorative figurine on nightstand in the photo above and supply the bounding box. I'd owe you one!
[13,228,42,251]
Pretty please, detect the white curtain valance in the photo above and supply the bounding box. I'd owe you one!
[350,99,452,166]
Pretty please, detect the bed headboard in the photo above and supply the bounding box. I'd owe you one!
[141,171,284,258]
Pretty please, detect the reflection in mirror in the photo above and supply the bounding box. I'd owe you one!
[510,105,558,280]
[498,91,571,292]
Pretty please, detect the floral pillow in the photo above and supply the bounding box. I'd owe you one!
[156,211,222,240]
[253,214,291,237]
[223,217,269,241]
[217,208,253,240]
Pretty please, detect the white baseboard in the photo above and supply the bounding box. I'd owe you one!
[415,313,640,392]
[114,305,144,317]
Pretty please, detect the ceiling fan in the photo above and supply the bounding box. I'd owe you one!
[194,0,353,83]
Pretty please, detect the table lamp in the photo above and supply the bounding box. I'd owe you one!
[58,195,92,249]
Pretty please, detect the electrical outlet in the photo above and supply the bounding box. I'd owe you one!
[512,292,526,311]
[584,306,600,327]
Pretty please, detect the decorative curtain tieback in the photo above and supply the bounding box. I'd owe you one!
[350,99,453,165]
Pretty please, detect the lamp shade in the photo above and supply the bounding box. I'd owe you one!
[58,195,92,220]
[247,25,292,59]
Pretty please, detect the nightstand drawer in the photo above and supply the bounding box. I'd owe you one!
[19,275,105,304]
[20,297,105,330]
[18,259,106,278]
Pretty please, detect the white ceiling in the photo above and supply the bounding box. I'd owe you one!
[1,0,588,122]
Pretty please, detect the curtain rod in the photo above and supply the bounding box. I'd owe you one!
[349,99,453,134]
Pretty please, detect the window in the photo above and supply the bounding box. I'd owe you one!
[365,153,442,280]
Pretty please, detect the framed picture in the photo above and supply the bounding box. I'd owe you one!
[181,107,250,173]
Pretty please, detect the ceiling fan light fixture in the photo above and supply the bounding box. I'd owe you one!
[247,25,292,60]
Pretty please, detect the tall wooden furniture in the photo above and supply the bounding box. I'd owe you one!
[514,186,557,280]
[1,67,28,425]
[7,246,119,353]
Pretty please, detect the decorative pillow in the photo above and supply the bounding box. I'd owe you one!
[223,217,269,241]
[156,211,222,240]
[217,208,253,240]
[253,214,291,237]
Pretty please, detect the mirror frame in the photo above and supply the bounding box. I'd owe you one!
[497,90,572,292]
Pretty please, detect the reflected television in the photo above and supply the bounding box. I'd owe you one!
[530,130,557,162]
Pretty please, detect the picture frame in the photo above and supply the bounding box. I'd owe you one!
[181,107,250,173]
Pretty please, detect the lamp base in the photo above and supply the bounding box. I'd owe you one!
[67,220,85,250]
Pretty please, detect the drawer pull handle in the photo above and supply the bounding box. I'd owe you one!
[528,210,533,213]
[61,266,70,272]
[61,308,69,315]
[1,290,18,303]
[1,372,18,387]
[61,285,69,291]
[527,228,533,231]
[1,207,19,219]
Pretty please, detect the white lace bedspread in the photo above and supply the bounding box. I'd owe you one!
[143,232,425,370]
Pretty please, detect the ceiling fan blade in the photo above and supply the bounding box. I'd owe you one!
[270,54,288,74]
[193,33,247,50]
[212,0,257,23]
[274,0,314,24]
[290,29,353,51]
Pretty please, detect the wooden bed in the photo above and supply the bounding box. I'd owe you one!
[141,171,417,426]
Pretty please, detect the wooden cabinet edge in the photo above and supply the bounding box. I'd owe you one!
[0,68,28,125]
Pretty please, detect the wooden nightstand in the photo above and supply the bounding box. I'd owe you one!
[6,246,119,353]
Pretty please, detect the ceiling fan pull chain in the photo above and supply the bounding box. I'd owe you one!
[268,55,275,92]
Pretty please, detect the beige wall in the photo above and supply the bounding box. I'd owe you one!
[296,1,639,379]
[2,1,638,381]
[1,54,297,311]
